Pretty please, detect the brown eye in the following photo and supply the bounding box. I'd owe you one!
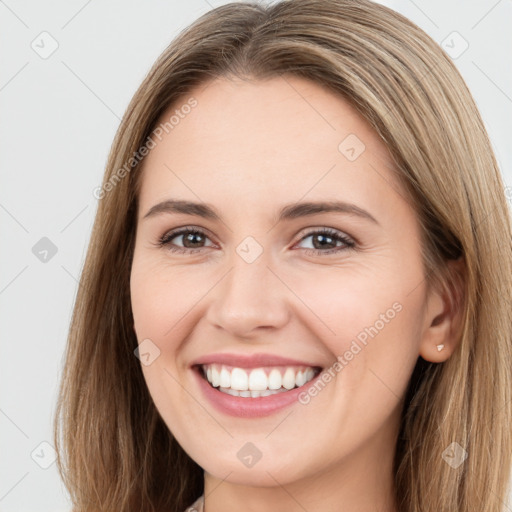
[159,227,214,253]
[296,228,355,255]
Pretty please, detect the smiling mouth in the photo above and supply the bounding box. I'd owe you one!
[194,363,323,398]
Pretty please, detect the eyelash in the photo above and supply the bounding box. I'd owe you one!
[155,225,356,256]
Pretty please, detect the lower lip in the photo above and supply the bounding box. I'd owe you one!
[192,366,322,418]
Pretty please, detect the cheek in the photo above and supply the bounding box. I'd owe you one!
[285,263,425,395]
[130,257,209,339]
[279,271,423,461]
[130,259,203,435]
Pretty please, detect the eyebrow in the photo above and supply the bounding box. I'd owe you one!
[142,199,379,225]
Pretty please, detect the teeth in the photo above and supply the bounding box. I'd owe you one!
[219,367,231,388]
[296,370,306,387]
[211,366,220,387]
[248,368,268,391]
[222,387,239,397]
[201,363,319,396]
[282,368,296,390]
[231,368,249,391]
[268,369,282,389]
[218,386,291,397]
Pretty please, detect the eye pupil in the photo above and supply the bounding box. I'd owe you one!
[313,234,336,249]
[184,232,204,248]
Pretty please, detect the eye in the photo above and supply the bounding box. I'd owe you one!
[295,228,355,255]
[155,226,356,256]
[157,226,215,254]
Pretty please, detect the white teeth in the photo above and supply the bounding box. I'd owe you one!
[248,368,268,391]
[219,367,231,388]
[230,368,249,391]
[282,368,296,390]
[268,369,282,390]
[211,366,220,387]
[218,387,290,397]
[221,387,239,397]
[201,363,319,396]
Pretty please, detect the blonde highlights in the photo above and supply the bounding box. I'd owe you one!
[54,1,512,511]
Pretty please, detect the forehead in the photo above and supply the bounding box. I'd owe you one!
[137,75,404,216]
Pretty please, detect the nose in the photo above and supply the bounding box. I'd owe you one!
[205,253,290,339]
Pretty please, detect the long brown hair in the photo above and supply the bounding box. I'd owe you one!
[54,1,512,510]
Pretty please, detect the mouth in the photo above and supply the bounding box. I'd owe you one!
[193,363,323,398]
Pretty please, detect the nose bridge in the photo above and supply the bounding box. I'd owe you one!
[206,248,289,336]
[226,253,272,302]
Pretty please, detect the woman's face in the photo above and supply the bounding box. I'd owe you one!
[130,75,447,489]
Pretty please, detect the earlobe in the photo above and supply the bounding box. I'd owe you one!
[419,256,466,363]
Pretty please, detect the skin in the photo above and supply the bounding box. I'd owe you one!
[130,75,464,512]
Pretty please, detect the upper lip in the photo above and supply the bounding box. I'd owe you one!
[191,352,323,369]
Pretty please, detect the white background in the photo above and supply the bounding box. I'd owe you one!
[1,0,511,510]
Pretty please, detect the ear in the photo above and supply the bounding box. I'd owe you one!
[419,256,466,363]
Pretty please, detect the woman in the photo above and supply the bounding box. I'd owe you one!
[54,1,512,511]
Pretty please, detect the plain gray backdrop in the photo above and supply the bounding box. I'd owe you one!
[1,0,511,510]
